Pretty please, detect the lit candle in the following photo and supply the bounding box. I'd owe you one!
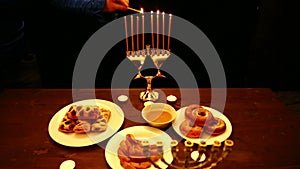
[136,16,139,51]
[151,11,154,49]
[141,8,144,51]
[130,15,134,51]
[168,14,172,51]
[162,12,165,50]
[124,16,129,52]
[156,10,159,50]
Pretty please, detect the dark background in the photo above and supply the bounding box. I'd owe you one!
[1,0,299,90]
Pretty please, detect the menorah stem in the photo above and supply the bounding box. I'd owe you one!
[142,140,162,169]
[210,141,222,162]
[191,141,208,168]
[157,140,169,166]
[220,139,234,161]
[184,140,194,168]
[196,141,207,161]
[198,141,220,169]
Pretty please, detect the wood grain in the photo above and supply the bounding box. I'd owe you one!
[0,88,299,169]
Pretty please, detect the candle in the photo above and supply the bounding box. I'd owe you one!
[136,16,139,51]
[141,8,144,51]
[168,14,172,51]
[162,12,165,50]
[124,16,129,52]
[128,7,141,13]
[151,11,154,49]
[156,10,159,50]
[130,15,134,51]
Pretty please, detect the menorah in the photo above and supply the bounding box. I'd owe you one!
[142,139,234,169]
[124,10,172,102]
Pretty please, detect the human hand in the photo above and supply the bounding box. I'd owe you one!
[103,0,129,12]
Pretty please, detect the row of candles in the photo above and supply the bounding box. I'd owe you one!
[124,8,172,53]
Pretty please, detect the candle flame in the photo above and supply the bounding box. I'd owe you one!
[169,14,172,17]
[162,12,165,15]
[157,10,160,14]
[151,11,153,14]
[140,8,144,14]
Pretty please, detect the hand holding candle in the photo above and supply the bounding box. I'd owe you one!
[128,7,142,13]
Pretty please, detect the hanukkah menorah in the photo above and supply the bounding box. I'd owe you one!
[124,10,172,102]
[142,139,234,169]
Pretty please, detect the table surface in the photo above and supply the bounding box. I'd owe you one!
[1,88,300,169]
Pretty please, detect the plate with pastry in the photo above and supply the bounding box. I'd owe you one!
[105,126,173,169]
[172,104,232,145]
[48,99,124,147]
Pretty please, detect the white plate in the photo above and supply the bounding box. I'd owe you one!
[172,106,232,145]
[105,126,173,169]
[48,99,124,147]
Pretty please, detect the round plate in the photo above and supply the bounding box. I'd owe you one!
[172,106,232,145]
[105,126,173,169]
[48,99,124,147]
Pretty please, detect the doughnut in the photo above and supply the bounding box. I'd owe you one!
[185,104,214,126]
[179,119,204,138]
[204,118,226,136]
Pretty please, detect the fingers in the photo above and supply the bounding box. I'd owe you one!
[113,2,128,11]
[113,0,129,8]
[104,0,129,12]
[119,0,129,7]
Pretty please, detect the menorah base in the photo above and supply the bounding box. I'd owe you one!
[140,90,159,102]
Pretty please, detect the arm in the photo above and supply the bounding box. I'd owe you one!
[50,0,128,16]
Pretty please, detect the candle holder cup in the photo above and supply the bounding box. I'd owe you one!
[127,45,170,102]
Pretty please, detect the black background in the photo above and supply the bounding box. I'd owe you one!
[3,0,299,90]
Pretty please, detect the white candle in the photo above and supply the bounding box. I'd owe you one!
[168,14,172,51]
[162,12,165,50]
[131,15,134,51]
[124,16,129,52]
[141,8,144,51]
[156,10,159,50]
[136,16,139,51]
[151,11,154,49]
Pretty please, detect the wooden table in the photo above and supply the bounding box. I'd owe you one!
[0,88,300,169]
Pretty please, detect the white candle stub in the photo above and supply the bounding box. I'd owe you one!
[144,101,154,107]
[118,95,128,102]
[167,95,177,102]
[191,151,206,162]
[60,160,75,169]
